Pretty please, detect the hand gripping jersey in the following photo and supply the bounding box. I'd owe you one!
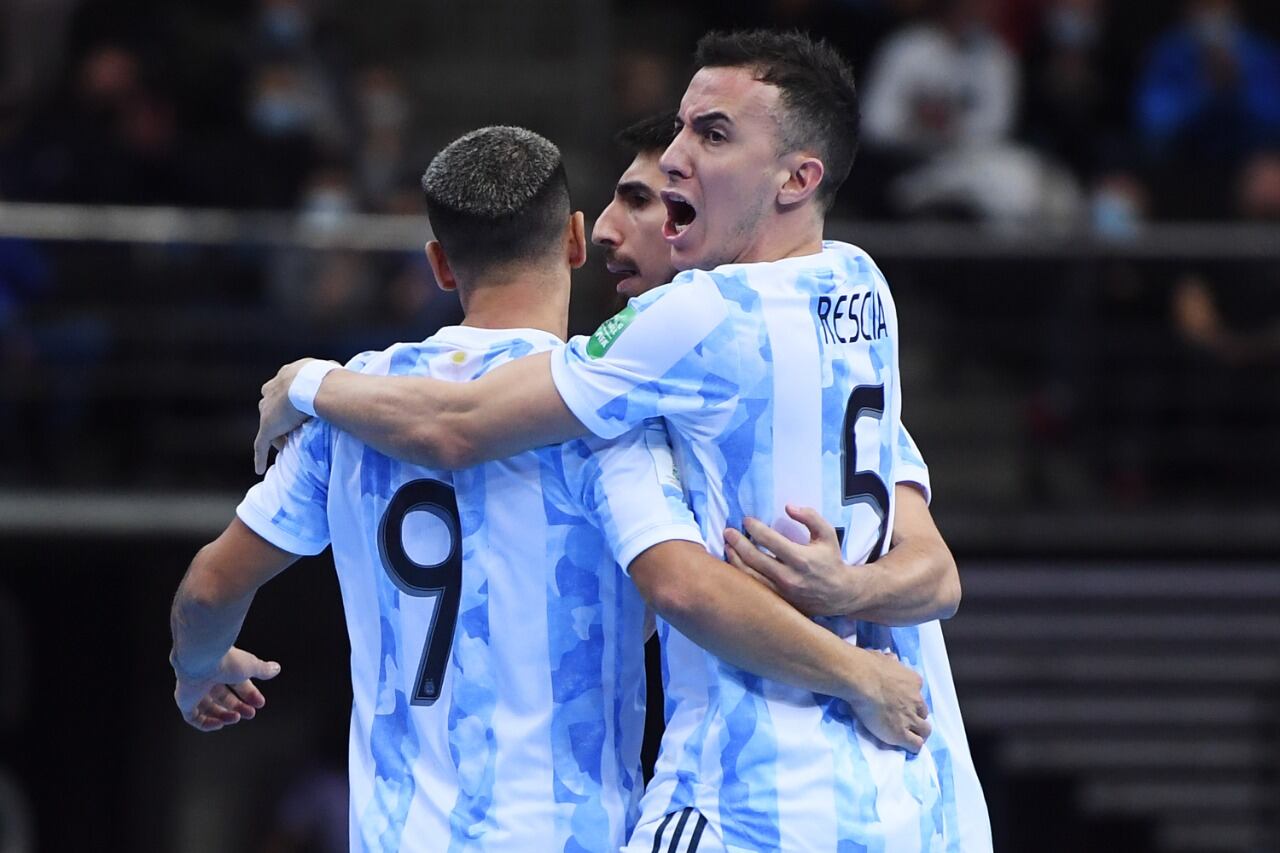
[551,242,990,852]
[238,326,703,853]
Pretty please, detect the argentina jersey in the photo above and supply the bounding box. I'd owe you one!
[236,325,703,853]
[551,241,986,851]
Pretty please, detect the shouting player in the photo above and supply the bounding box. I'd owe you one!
[254,31,986,851]
[594,112,992,851]
[171,126,934,851]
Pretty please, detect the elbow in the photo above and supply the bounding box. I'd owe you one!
[632,568,702,627]
[173,546,237,619]
[934,555,962,621]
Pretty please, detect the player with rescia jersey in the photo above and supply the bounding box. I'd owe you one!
[594,111,991,852]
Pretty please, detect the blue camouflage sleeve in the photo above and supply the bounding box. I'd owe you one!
[565,420,705,573]
[549,271,741,439]
[236,408,333,555]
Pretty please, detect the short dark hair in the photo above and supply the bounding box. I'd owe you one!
[421,125,570,273]
[694,29,860,209]
[616,110,678,156]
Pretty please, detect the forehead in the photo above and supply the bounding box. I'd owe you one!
[678,66,781,126]
[617,151,665,191]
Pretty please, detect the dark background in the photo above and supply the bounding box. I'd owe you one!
[2,0,1279,850]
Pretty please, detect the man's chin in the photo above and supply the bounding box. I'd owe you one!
[672,246,718,273]
[617,277,646,299]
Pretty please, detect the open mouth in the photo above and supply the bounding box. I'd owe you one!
[661,191,697,239]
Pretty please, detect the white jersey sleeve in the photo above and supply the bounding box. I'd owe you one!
[236,416,332,555]
[550,272,739,440]
[896,425,931,504]
[565,420,705,572]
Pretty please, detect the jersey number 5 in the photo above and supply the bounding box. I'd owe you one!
[842,384,890,560]
[378,479,462,706]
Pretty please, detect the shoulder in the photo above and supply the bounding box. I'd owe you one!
[615,269,732,331]
[824,241,888,285]
[341,340,447,377]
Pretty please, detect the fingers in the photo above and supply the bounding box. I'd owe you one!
[253,426,270,476]
[785,504,839,545]
[191,694,240,730]
[902,730,925,754]
[230,679,267,709]
[224,647,282,683]
[724,527,790,589]
[213,683,258,719]
[185,711,225,732]
[911,716,932,742]
[724,541,780,593]
[741,517,803,567]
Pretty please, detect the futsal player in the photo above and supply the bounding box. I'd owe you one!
[254,31,977,850]
[595,111,992,851]
[171,126,933,851]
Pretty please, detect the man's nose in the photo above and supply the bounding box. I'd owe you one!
[659,131,692,180]
[592,201,621,246]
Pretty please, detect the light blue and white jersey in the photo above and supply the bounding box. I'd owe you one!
[237,325,703,853]
[552,241,987,852]
[878,435,993,853]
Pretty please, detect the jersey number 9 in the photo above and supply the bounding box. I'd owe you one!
[377,479,462,706]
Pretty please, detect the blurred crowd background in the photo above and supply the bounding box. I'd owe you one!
[1,1,1278,852]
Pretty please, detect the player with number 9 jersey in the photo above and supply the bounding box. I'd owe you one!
[237,326,703,853]
[552,240,947,852]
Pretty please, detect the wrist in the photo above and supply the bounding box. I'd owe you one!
[839,645,880,705]
[169,647,222,683]
[288,361,341,418]
[832,564,870,617]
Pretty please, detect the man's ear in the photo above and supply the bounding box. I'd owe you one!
[777,154,825,208]
[567,211,587,270]
[425,240,458,291]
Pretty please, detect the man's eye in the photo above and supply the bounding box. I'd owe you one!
[705,129,726,144]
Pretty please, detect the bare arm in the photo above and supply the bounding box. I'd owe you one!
[170,518,298,730]
[724,484,960,626]
[254,353,586,473]
[630,539,931,752]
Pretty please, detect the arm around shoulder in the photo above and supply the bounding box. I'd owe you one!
[312,351,586,467]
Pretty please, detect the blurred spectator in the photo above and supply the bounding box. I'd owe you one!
[1088,170,1149,240]
[862,0,1018,154]
[14,42,185,205]
[1136,0,1280,166]
[242,62,330,207]
[858,0,1083,225]
[267,165,376,335]
[1172,151,1280,366]
[354,65,414,210]
[613,48,681,126]
[1022,0,1118,179]
[255,0,316,57]
[1164,150,1280,496]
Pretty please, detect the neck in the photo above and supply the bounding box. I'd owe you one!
[736,207,825,265]
[458,263,570,341]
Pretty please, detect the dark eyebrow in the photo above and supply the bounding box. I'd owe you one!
[690,111,733,130]
[615,179,655,198]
